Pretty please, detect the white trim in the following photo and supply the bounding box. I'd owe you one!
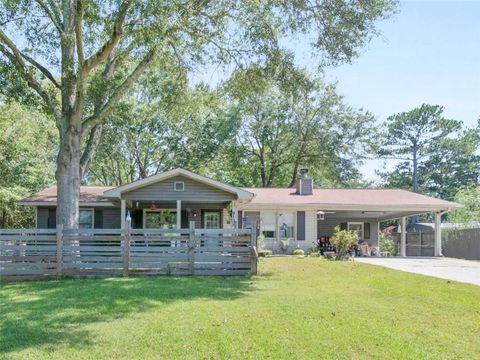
[34,206,38,229]
[347,222,364,239]
[174,181,185,191]
[103,168,254,200]
[176,200,181,229]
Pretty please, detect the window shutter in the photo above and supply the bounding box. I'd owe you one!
[94,210,103,229]
[340,222,347,230]
[364,222,371,239]
[296,211,306,240]
[238,211,243,229]
[48,208,56,229]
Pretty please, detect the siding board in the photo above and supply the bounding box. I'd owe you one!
[122,175,235,202]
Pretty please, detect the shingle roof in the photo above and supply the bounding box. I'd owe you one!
[242,188,460,209]
[20,184,461,210]
[20,185,114,203]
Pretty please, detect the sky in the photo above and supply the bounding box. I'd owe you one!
[194,0,480,183]
[323,0,480,181]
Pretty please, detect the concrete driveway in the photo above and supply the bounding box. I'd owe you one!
[354,257,480,286]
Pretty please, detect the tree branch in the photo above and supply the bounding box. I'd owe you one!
[75,0,85,65]
[0,32,60,120]
[81,0,132,74]
[81,47,157,135]
[21,52,60,88]
[80,124,103,178]
[34,0,63,33]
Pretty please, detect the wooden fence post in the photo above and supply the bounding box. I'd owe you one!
[250,228,258,275]
[123,218,131,277]
[188,221,195,275]
[56,224,63,278]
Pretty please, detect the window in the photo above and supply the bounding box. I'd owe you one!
[174,181,184,191]
[348,222,364,239]
[262,230,276,238]
[79,209,94,229]
[144,209,177,229]
[203,211,220,229]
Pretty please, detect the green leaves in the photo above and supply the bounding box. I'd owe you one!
[377,104,480,200]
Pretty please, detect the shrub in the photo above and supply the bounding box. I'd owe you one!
[330,226,358,260]
[257,235,266,250]
[309,252,320,257]
[292,249,304,256]
[379,233,396,256]
[258,249,272,257]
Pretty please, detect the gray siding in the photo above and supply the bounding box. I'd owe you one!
[122,175,235,202]
[103,208,121,228]
[36,207,120,229]
[318,217,379,245]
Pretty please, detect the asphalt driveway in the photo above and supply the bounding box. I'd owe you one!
[355,257,480,286]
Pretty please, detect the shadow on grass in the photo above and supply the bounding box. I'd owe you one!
[0,275,255,354]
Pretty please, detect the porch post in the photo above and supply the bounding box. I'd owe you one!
[400,216,407,257]
[121,199,126,229]
[434,211,442,256]
[176,200,181,229]
[231,200,238,228]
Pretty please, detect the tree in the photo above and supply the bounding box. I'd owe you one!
[216,70,376,187]
[449,186,480,224]
[0,0,396,228]
[376,105,480,199]
[0,101,57,227]
[87,83,238,185]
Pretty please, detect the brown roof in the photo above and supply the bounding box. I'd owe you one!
[21,185,114,203]
[242,188,460,209]
[21,184,460,210]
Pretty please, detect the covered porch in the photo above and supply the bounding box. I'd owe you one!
[317,208,446,257]
[119,199,239,230]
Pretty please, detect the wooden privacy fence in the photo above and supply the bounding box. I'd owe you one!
[443,228,480,260]
[0,222,257,281]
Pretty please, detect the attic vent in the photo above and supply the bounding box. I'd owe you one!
[174,181,184,191]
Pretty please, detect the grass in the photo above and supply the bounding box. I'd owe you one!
[1,258,479,360]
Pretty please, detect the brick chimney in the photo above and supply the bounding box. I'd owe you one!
[295,168,313,195]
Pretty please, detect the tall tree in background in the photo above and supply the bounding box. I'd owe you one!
[377,104,480,199]
[0,102,57,227]
[215,69,376,187]
[0,0,396,228]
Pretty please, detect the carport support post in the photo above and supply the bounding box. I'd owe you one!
[434,212,442,257]
[400,217,407,257]
[176,200,182,229]
[120,199,126,230]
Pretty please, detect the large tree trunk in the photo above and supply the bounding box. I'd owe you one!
[56,125,82,229]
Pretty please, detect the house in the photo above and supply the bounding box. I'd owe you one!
[19,168,461,256]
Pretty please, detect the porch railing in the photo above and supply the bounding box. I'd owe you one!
[0,222,257,281]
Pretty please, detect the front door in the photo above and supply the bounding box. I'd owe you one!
[203,211,221,229]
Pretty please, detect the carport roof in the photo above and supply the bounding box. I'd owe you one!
[242,188,461,211]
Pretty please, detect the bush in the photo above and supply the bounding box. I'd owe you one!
[379,233,396,256]
[330,226,358,260]
[258,249,272,257]
[309,252,320,257]
[292,249,304,256]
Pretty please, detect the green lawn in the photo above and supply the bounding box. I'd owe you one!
[1,258,479,360]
